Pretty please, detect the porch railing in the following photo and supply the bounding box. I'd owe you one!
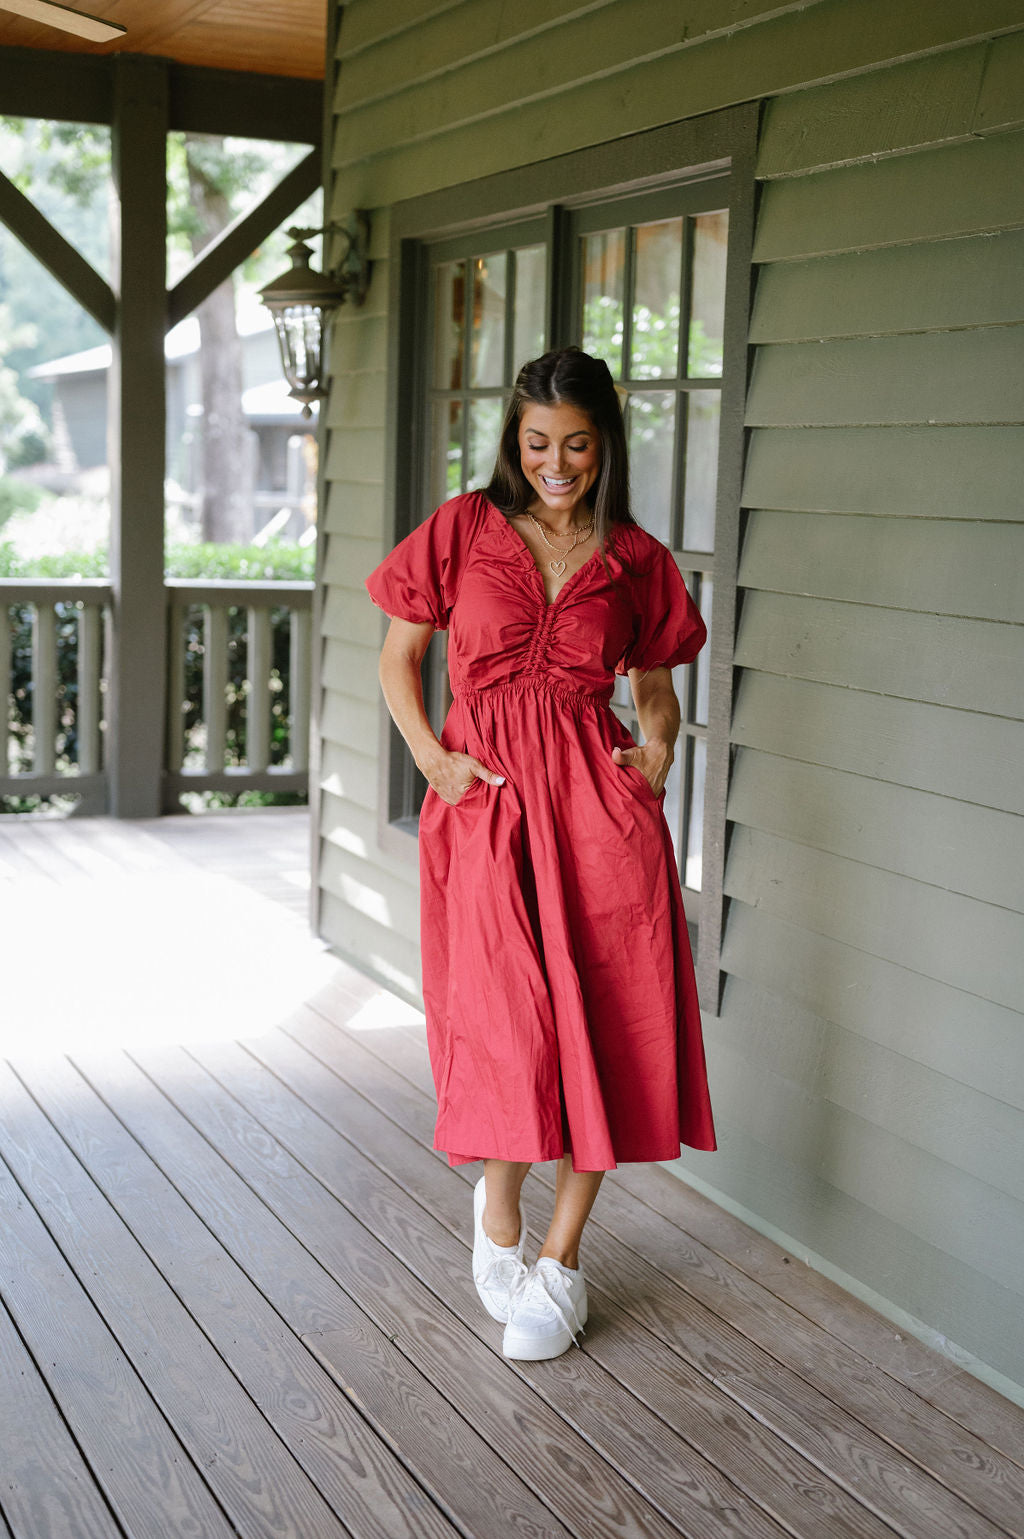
[163,579,313,809]
[1,577,314,814]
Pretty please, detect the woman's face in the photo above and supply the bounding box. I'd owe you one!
[517,402,601,520]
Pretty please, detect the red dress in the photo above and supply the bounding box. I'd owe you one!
[366,491,716,1170]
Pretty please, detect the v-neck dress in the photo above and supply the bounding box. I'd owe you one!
[367,491,716,1170]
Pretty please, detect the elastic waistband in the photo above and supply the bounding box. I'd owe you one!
[453,678,610,707]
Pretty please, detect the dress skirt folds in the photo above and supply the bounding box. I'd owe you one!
[366,492,716,1170]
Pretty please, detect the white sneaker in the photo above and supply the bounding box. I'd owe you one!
[472,1176,527,1323]
[502,1258,588,1360]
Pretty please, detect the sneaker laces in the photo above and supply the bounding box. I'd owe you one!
[510,1259,585,1344]
[475,1251,528,1296]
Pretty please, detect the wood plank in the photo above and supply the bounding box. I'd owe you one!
[67,1047,570,1539]
[324,427,386,484]
[721,901,1024,1114]
[121,1033,784,1539]
[756,44,988,178]
[323,477,387,538]
[320,689,380,750]
[321,636,381,700]
[0,1294,122,1539]
[322,531,383,587]
[730,671,1024,815]
[610,1159,1024,1467]
[738,509,1024,624]
[753,130,1024,263]
[318,736,379,805]
[318,887,424,1002]
[727,747,1024,913]
[319,836,421,931]
[741,426,1024,518]
[710,972,1024,1200]
[324,369,387,431]
[976,28,1024,133]
[668,1106,1024,1406]
[0,1143,234,1538]
[5,1055,453,1539]
[286,1009,1024,1539]
[181,1025,902,1539]
[734,590,1024,719]
[749,231,1024,341]
[724,824,1024,1013]
[320,790,421,884]
[745,326,1024,427]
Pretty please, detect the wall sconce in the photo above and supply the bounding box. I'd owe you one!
[259,213,370,418]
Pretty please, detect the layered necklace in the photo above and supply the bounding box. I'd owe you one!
[526,511,595,576]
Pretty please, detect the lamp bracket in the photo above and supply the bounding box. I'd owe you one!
[284,212,371,308]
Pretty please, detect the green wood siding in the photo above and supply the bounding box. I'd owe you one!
[319,0,1024,1400]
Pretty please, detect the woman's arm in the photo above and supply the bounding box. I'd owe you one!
[378,617,505,805]
[610,665,680,795]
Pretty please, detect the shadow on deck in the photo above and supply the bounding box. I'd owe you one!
[0,811,1021,1539]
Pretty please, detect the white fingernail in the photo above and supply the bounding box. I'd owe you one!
[494,776,505,785]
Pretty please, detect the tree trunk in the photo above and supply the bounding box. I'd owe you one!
[185,138,254,544]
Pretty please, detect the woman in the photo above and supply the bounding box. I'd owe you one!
[367,347,715,1362]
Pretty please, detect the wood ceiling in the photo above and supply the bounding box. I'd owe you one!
[0,0,326,78]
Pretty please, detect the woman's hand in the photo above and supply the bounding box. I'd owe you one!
[613,666,681,794]
[611,739,673,796]
[419,745,505,806]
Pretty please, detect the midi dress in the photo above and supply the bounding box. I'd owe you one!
[366,490,716,1171]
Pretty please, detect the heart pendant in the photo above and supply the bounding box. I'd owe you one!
[549,559,567,576]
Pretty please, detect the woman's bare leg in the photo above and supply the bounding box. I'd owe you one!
[482,1159,531,1247]
[537,1155,604,1269]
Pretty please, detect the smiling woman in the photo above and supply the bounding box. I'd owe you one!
[367,345,715,1363]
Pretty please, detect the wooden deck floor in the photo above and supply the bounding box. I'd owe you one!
[1,810,1022,1539]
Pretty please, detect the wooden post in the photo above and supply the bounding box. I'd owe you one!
[107,56,169,817]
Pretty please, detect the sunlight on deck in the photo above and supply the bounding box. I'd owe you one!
[0,814,340,1057]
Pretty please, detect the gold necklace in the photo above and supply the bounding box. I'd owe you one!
[526,512,595,576]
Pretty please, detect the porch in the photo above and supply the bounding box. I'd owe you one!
[0,811,1021,1539]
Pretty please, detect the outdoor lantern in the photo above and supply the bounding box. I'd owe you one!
[259,214,370,417]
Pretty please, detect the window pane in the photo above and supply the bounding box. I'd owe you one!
[581,229,626,377]
[513,244,547,373]
[694,578,712,727]
[662,738,683,871]
[631,217,682,381]
[682,390,720,553]
[467,397,503,490]
[469,253,507,387]
[430,399,463,502]
[688,210,728,378]
[684,735,707,891]
[627,391,675,544]
[434,260,466,390]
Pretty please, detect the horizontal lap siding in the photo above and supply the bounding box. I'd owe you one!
[709,47,1024,1391]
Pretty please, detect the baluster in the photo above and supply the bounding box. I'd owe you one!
[204,604,228,772]
[246,605,271,772]
[77,602,103,775]
[165,600,186,775]
[289,606,311,773]
[31,603,57,776]
[0,602,10,775]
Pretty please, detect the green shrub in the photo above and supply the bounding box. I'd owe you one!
[0,478,43,528]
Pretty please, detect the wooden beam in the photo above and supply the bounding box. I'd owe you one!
[168,64,322,142]
[0,46,111,121]
[0,168,116,333]
[107,54,169,819]
[0,48,322,141]
[167,149,321,327]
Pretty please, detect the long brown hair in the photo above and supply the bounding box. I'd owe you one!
[484,347,637,552]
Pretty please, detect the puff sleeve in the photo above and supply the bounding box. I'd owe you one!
[365,494,486,630]
[616,539,707,675]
